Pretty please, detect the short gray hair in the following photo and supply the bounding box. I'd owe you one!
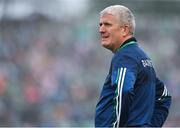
[100,5,136,35]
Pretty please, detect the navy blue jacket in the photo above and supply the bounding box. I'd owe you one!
[95,37,171,127]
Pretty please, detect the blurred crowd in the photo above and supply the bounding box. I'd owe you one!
[0,16,101,126]
[0,1,180,127]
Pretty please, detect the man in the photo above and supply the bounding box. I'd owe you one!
[95,5,171,127]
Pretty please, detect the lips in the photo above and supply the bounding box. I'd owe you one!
[101,34,109,38]
[101,36,109,42]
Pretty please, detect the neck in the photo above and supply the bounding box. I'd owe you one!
[121,35,133,45]
[112,35,133,53]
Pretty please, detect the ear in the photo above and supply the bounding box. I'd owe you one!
[121,26,130,37]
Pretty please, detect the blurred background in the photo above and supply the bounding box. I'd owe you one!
[0,0,179,127]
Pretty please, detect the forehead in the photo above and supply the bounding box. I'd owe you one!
[99,13,118,23]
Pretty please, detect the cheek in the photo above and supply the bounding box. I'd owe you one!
[109,33,117,42]
[113,31,121,41]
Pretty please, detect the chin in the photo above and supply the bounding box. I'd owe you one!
[101,42,112,51]
[101,42,108,47]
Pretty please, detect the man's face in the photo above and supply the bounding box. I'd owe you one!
[99,13,123,52]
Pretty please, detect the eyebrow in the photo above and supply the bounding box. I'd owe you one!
[99,21,112,26]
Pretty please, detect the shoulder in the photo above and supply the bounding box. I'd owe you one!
[112,43,153,69]
[112,44,139,64]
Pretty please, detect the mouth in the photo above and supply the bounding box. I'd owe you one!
[101,35,109,40]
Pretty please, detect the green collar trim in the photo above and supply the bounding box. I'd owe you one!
[116,41,136,52]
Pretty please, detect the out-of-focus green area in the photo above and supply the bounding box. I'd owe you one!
[0,0,180,127]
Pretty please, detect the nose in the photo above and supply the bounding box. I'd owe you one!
[99,24,106,33]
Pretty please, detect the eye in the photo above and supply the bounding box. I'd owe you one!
[99,23,102,27]
[104,22,112,27]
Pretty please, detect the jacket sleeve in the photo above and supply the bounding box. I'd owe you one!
[150,77,172,127]
[111,55,137,126]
